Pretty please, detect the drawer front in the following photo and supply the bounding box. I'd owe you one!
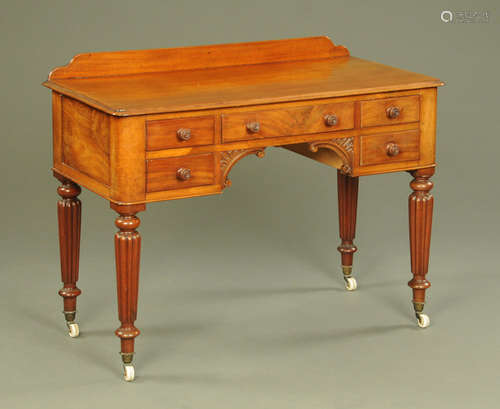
[360,130,420,166]
[146,116,215,150]
[222,102,355,142]
[360,95,420,128]
[146,153,215,192]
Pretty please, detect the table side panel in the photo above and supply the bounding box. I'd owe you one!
[418,87,437,166]
[52,92,63,167]
[60,96,111,185]
[52,92,112,199]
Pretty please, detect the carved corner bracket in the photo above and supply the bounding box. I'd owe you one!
[309,137,354,175]
[220,148,266,188]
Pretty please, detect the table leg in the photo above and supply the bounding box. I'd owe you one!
[56,176,82,338]
[408,167,434,328]
[112,203,144,382]
[337,170,359,291]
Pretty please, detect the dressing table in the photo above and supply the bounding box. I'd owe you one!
[43,37,444,381]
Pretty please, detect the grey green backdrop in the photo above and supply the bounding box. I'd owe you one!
[1,0,499,408]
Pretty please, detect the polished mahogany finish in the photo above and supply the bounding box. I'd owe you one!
[146,116,215,150]
[360,95,420,128]
[146,153,216,192]
[359,129,420,167]
[43,38,440,116]
[55,173,82,322]
[408,167,434,314]
[113,203,144,359]
[337,170,359,270]
[222,101,355,143]
[43,37,443,380]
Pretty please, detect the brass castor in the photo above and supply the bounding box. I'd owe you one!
[416,313,430,328]
[123,364,135,382]
[344,276,357,291]
[67,322,80,337]
[63,311,80,338]
[342,266,357,291]
[413,302,430,329]
[121,353,136,382]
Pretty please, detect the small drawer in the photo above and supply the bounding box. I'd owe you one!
[360,95,420,128]
[360,130,420,166]
[146,116,215,150]
[146,153,215,192]
[222,102,355,142]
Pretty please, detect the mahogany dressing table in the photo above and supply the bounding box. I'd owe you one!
[43,37,444,381]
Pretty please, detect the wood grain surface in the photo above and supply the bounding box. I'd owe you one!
[56,177,82,314]
[147,115,215,150]
[408,167,434,309]
[44,41,442,116]
[146,153,216,192]
[222,101,354,142]
[44,37,444,380]
[48,36,347,79]
[360,95,420,128]
[360,129,420,166]
[61,96,110,185]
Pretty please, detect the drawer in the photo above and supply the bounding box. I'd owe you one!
[360,95,419,128]
[146,153,216,192]
[222,102,355,142]
[146,116,215,150]
[360,130,420,166]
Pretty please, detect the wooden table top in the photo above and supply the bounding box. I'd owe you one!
[43,37,443,116]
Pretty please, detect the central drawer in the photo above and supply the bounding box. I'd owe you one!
[222,102,355,142]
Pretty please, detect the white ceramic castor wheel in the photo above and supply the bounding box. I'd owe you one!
[67,322,80,338]
[344,276,357,291]
[123,364,135,382]
[416,313,430,329]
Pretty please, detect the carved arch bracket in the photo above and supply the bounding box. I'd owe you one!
[220,148,266,188]
[308,137,354,175]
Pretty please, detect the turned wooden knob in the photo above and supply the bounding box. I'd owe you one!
[246,121,260,133]
[386,142,400,157]
[386,106,400,119]
[324,114,338,126]
[176,168,191,181]
[176,128,191,141]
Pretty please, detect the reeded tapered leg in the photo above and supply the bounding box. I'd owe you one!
[56,177,82,338]
[112,203,144,381]
[408,167,434,328]
[337,170,359,291]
